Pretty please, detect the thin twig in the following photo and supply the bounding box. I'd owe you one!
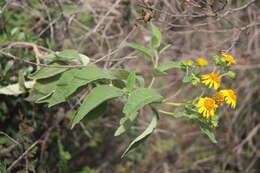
[7,140,41,171]
[0,131,20,146]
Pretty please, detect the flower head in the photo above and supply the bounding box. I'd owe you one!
[221,90,237,108]
[212,91,225,105]
[196,58,208,67]
[201,73,221,90]
[221,53,236,66]
[196,97,218,118]
[182,60,194,67]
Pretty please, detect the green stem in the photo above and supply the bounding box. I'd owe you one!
[163,101,185,107]
[154,50,159,68]
[148,77,155,88]
[149,50,160,88]
[220,73,228,77]
[158,109,175,116]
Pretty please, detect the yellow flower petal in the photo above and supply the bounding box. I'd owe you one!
[220,90,237,108]
[221,53,236,66]
[201,73,221,90]
[196,97,218,118]
[196,58,208,67]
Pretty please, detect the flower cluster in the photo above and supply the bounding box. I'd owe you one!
[196,53,237,118]
[196,90,237,118]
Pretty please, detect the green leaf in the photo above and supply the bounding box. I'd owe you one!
[78,167,94,173]
[58,140,71,161]
[71,85,124,128]
[11,28,19,36]
[212,55,221,65]
[56,49,81,60]
[41,52,56,59]
[82,102,107,122]
[115,88,162,136]
[191,74,200,86]
[227,71,236,79]
[0,163,7,173]
[136,76,145,88]
[36,92,53,103]
[127,43,153,61]
[26,75,61,103]
[112,79,126,89]
[48,66,112,107]
[29,61,68,80]
[3,60,14,76]
[200,123,217,143]
[150,23,162,49]
[123,88,163,117]
[121,114,159,157]
[54,50,90,65]
[155,61,182,75]
[157,61,182,71]
[18,70,26,92]
[126,72,136,91]
[159,44,171,55]
[114,112,138,136]
[109,68,130,80]
[183,74,193,83]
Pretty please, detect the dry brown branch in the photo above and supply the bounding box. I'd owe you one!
[233,123,260,154]
[7,140,41,172]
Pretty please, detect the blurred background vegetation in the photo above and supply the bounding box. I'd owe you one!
[0,0,259,173]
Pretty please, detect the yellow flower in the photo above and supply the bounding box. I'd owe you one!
[201,73,221,90]
[196,97,218,118]
[221,53,236,66]
[196,58,208,67]
[212,91,225,105]
[221,90,237,108]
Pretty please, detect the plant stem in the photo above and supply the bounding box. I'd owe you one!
[158,109,175,116]
[220,73,228,77]
[148,77,155,88]
[149,50,159,88]
[163,101,185,107]
[154,50,159,68]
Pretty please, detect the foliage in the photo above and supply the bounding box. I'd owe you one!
[2,24,237,156]
[1,0,259,172]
